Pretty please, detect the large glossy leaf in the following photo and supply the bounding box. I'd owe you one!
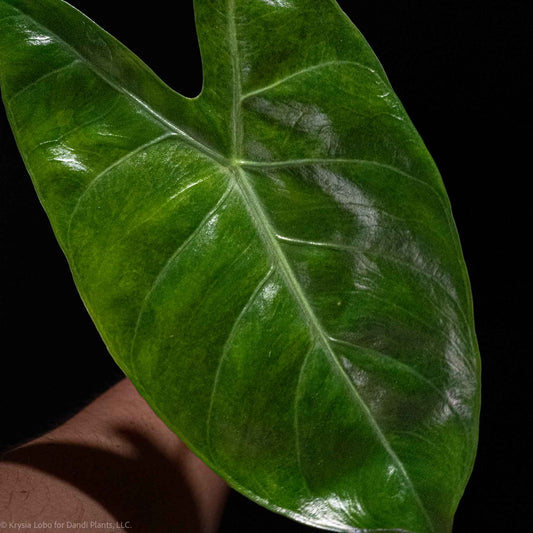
[0,1,480,531]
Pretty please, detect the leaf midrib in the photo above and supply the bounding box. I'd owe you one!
[230,164,435,530]
[224,2,434,531]
[8,3,435,529]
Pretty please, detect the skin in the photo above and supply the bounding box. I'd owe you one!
[0,379,229,532]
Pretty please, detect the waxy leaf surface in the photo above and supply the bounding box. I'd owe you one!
[0,1,480,531]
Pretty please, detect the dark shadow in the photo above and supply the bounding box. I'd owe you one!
[1,428,201,532]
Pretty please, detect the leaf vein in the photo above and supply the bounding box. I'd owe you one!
[120,176,213,240]
[29,95,122,154]
[328,336,472,433]
[8,59,80,104]
[240,157,444,202]
[228,0,243,157]
[240,60,383,101]
[205,266,275,460]
[66,132,176,250]
[275,234,455,300]
[274,233,473,350]
[128,184,234,371]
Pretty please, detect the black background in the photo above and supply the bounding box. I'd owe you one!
[0,1,530,531]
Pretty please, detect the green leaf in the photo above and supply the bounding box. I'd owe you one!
[0,1,480,531]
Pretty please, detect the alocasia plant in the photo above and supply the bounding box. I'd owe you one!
[0,0,480,531]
